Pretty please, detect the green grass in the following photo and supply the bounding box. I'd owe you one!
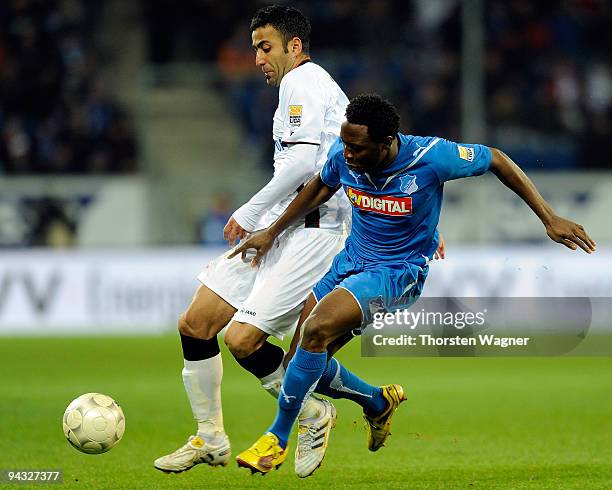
[1,336,611,489]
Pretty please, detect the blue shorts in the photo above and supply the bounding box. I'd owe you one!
[312,241,429,331]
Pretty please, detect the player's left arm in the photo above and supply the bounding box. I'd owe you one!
[230,79,327,236]
[488,148,597,253]
[229,143,320,238]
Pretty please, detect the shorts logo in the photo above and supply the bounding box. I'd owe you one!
[368,296,386,316]
[346,187,412,216]
[288,105,302,126]
[240,308,257,316]
[458,145,474,162]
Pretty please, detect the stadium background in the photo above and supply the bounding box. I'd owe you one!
[1,1,611,488]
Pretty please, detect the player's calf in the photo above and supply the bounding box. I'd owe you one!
[155,285,236,474]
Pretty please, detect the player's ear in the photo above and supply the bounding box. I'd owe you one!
[289,37,302,56]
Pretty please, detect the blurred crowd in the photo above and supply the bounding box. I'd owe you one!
[0,0,137,174]
[485,0,612,168]
[145,0,611,169]
[3,1,608,175]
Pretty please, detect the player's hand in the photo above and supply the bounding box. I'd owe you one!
[223,217,247,247]
[544,215,596,253]
[434,233,446,260]
[227,228,275,267]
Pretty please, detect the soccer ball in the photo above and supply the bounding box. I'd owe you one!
[62,393,125,454]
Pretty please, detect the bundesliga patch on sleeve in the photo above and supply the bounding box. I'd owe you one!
[288,105,302,126]
[458,145,475,162]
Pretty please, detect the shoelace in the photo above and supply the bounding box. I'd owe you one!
[297,425,319,454]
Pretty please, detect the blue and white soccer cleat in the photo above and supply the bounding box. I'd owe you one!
[295,398,337,477]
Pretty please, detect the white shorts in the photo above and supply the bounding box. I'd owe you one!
[197,227,346,339]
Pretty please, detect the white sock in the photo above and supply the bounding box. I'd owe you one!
[259,359,321,420]
[259,361,285,398]
[182,354,226,443]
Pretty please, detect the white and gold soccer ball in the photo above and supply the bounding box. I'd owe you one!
[62,393,125,454]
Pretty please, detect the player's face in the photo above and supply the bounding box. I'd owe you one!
[340,122,392,174]
[252,25,294,87]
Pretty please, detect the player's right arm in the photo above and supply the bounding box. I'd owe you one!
[228,174,338,266]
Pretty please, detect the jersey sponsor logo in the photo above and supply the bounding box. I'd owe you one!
[288,105,302,126]
[346,186,412,216]
[458,145,475,162]
[399,174,419,195]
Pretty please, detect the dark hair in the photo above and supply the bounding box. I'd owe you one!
[346,94,400,142]
[250,5,311,54]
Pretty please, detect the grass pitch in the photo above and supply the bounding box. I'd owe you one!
[1,335,611,489]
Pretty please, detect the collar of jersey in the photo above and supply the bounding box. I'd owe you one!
[366,134,410,180]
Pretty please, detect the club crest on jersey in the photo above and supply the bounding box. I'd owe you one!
[458,145,474,162]
[346,187,412,216]
[288,105,302,126]
[399,174,418,195]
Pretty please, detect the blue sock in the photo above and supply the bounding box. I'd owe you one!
[315,358,386,415]
[268,347,327,449]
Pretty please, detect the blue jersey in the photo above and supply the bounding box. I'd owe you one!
[320,133,492,266]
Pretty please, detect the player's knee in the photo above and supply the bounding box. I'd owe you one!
[301,314,332,351]
[224,323,264,359]
[177,311,218,341]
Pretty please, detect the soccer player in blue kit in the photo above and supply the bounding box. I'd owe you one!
[229,93,596,474]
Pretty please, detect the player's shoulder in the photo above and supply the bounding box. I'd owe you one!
[404,134,458,162]
[401,133,439,151]
[280,62,332,91]
[420,137,491,163]
[395,133,439,163]
[327,136,344,160]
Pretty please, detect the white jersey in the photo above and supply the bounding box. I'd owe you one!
[232,61,350,232]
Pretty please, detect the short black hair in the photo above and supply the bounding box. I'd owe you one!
[250,5,311,54]
[346,94,400,143]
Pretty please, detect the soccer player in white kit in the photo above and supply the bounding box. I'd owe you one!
[155,5,357,478]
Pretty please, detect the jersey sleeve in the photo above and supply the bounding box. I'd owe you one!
[278,74,326,145]
[428,139,492,183]
[232,143,319,231]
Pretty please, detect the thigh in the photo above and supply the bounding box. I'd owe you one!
[233,228,345,340]
[338,262,425,331]
[197,248,257,309]
[180,284,237,339]
[312,242,361,304]
[300,287,363,352]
